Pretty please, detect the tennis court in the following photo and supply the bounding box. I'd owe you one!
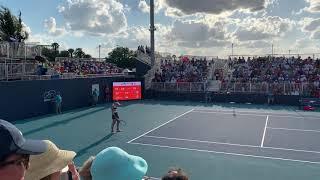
[13,100,320,179]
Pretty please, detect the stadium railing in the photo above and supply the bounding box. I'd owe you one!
[220,82,318,95]
[21,73,131,81]
[150,82,207,92]
[0,59,38,80]
[150,82,319,95]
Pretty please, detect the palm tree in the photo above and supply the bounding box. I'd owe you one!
[74,48,85,58]
[0,7,28,42]
[51,42,59,52]
[67,48,74,58]
[16,11,28,42]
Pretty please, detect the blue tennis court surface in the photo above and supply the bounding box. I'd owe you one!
[14,101,320,179]
[129,108,320,164]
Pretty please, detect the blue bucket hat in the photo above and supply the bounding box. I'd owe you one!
[91,147,148,180]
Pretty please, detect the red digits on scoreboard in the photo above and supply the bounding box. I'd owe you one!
[112,83,141,101]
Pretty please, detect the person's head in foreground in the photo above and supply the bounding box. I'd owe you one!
[24,140,78,180]
[0,119,47,180]
[162,168,189,180]
[90,146,148,180]
[79,156,95,180]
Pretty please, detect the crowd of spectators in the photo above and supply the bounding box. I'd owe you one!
[224,56,320,96]
[149,55,320,97]
[152,58,209,83]
[49,60,123,75]
[0,120,190,180]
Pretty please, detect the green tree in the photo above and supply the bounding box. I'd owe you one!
[41,47,55,62]
[67,48,74,57]
[0,6,28,42]
[84,54,92,58]
[106,46,135,68]
[74,48,85,58]
[58,50,69,57]
[51,42,59,53]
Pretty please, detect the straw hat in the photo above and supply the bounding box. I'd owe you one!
[25,140,76,180]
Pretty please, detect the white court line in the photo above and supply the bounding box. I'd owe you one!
[142,135,320,154]
[193,110,319,120]
[192,111,267,117]
[261,115,269,147]
[195,109,285,115]
[144,135,260,148]
[262,145,320,154]
[129,142,320,165]
[267,127,320,133]
[268,115,320,119]
[127,109,195,143]
[195,109,320,119]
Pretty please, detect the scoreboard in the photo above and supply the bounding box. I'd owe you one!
[112,82,142,101]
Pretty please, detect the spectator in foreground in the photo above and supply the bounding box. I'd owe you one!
[25,140,79,180]
[0,120,47,180]
[162,168,189,180]
[80,147,148,180]
[78,156,95,180]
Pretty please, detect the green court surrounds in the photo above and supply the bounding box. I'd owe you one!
[13,100,320,180]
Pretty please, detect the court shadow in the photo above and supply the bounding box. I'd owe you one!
[76,133,114,157]
[14,101,118,124]
[23,107,107,136]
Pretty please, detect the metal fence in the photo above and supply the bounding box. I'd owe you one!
[150,82,207,92]
[20,73,131,81]
[0,57,129,81]
[0,62,37,80]
[0,42,42,59]
[150,81,319,96]
[219,82,318,95]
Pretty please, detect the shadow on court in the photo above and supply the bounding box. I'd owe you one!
[76,133,114,157]
[23,106,107,136]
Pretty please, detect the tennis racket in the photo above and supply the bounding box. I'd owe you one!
[118,119,127,126]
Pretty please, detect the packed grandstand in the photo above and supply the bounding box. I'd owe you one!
[1,42,320,97]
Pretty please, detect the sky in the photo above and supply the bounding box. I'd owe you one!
[0,0,320,58]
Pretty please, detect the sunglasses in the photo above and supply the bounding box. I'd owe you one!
[0,154,30,169]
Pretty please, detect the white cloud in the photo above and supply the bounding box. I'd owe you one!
[44,17,66,36]
[235,28,272,41]
[166,20,230,48]
[164,7,185,17]
[240,40,271,48]
[26,34,57,46]
[22,22,31,35]
[291,38,319,52]
[311,29,320,39]
[233,16,294,41]
[138,0,149,13]
[163,0,270,15]
[58,0,127,36]
[305,0,320,13]
[138,0,166,14]
[302,18,320,31]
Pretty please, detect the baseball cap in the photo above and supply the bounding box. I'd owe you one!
[0,120,47,160]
